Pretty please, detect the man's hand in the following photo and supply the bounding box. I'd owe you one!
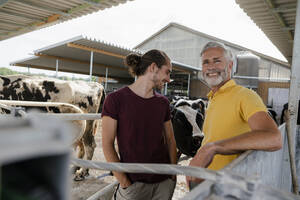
[119,178,132,189]
[186,142,217,187]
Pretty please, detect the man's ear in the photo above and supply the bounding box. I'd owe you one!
[149,62,157,73]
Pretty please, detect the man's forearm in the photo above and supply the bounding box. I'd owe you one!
[190,127,282,170]
[213,129,282,155]
[168,137,177,164]
[102,143,131,187]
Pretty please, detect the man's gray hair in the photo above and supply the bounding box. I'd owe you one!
[200,41,233,61]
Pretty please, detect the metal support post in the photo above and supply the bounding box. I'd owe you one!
[27,66,30,74]
[287,0,300,195]
[187,73,191,97]
[105,67,108,90]
[164,83,168,96]
[89,51,94,82]
[55,59,59,78]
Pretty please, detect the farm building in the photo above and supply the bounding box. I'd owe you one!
[135,22,291,115]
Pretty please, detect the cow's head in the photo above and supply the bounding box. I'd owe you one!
[170,98,207,157]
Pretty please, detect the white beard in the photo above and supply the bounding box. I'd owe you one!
[203,66,229,88]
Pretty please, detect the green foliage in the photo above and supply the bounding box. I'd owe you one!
[91,76,97,82]
[0,67,21,75]
[0,67,97,82]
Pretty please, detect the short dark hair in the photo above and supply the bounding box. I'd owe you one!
[124,49,170,77]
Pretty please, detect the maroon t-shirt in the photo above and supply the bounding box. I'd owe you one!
[101,86,171,183]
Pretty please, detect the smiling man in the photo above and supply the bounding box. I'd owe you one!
[102,49,177,200]
[187,42,282,187]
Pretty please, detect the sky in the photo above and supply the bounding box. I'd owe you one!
[0,0,287,78]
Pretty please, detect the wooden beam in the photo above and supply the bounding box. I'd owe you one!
[66,43,193,73]
[13,63,130,80]
[172,65,192,73]
[34,53,128,71]
[67,43,126,59]
[36,14,61,27]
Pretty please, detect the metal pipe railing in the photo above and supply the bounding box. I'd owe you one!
[71,158,299,200]
[0,100,87,143]
[27,113,101,121]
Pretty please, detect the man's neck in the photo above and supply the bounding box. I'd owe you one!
[129,76,154,98]
[211,79,231,94]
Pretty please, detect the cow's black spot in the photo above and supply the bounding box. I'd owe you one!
[0,76,11,86]
[98,91,105,113]
[34,89,47,101]
[49,107,60,113]
[42,81,59,93]
[18,93,23,100]
[196,112,204,130]
[0,78,23,100]
[87,96,93,106]
[79,102,87,109]
[22,83,34,101]
[175,101,190,108]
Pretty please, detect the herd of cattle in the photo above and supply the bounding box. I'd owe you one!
[0,75,105,180]
[0,75,286,180]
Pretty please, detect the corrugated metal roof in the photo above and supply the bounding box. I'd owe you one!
[0,0,133,41]
[235,0,297,63]
[10,35,198,79]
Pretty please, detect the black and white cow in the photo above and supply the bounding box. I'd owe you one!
[170,98,206,157]
[266,105,279,125]
[170,96,280,158]
[0,75,105,180]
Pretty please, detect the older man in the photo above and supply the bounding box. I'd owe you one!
[187,42,282,185]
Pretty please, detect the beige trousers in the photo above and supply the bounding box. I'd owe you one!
[112,178,176,200]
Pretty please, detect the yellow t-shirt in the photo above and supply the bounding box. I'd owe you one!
[202,80,267,170]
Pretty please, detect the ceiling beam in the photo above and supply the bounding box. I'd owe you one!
[34,53,128,71]
[15,0,69,16]
[67,42,126,59]
[13,63,131,80]
[35,14,61,27]
[281,26,295,31]
[272,7,297,13]
[264,0,293,40]
[67,43,193,73]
